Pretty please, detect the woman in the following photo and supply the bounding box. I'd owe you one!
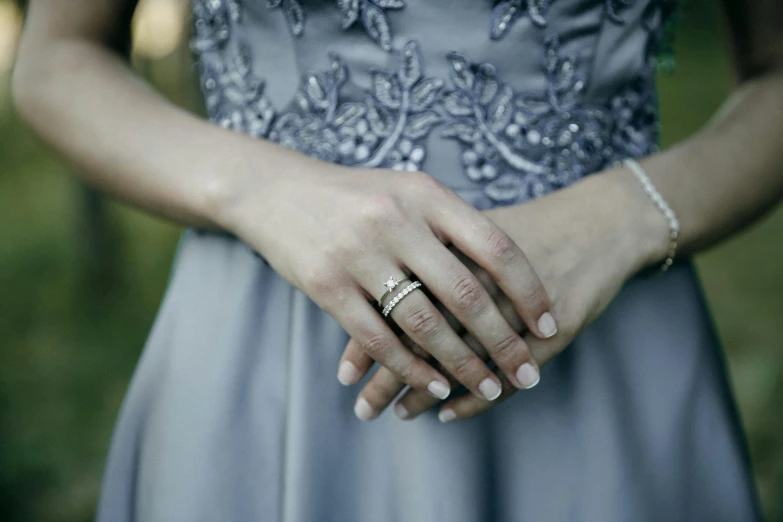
[11,0,782,520]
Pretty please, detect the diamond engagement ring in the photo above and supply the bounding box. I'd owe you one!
[381,281,423,318]
[378,276,412,305]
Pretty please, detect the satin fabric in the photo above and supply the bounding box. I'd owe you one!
[96,1,761,520]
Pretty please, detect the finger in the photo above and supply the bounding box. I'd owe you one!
[436,331,558,423]
[425,194,558,340]
[383,283,504,402]
[355,366,408,421]
[397,239,541,390]
[335,296,451,420]
[337,337,375,386]
[356,334,434,420]
[437,370,517,423]
[395,330,485,420]
[436,352,523,423]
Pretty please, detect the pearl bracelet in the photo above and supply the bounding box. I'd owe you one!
[622,158,680,272]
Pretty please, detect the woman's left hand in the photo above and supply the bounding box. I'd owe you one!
[337,166,670,421]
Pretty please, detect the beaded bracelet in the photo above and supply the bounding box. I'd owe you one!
[622,158,680,272]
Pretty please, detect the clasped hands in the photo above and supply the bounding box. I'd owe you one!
[234,159,662,424]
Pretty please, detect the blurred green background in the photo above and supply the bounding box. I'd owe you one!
[0,0,781,520]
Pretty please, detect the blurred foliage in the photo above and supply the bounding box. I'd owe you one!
[0,0,781,521]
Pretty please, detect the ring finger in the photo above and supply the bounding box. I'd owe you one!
[362,264,504,402]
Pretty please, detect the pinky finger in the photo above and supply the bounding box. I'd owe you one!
[437,371,517,423]
[338,338,375,386]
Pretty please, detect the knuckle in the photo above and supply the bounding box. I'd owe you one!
[450,275,487,315]
[359,194,406,228]
[361,332,391,359]
[449,352,478,379]
[523,283,548,308]
[485,229,518,265]
[493,332,523,360]
[404,306,441,340]
[396,359,418,383]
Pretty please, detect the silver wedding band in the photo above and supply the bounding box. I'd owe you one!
[381,281,423,317]
[378,276,412,305]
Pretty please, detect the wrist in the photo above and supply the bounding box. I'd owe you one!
[194,135,327,243]
[591,163,673,274]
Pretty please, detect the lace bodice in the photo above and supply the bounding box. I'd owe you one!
[191,0,675,206]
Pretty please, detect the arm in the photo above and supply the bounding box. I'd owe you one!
[628,0,783,260]
[12,0,301,229]
[13,0,563,407]
[347,0,783,422]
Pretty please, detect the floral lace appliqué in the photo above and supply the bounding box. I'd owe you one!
[440,35,657,202]
[270,41,443,169]
[192,0,277,137]
[605,0,634,23]
[192,1,660,205]
[268,0,405,51]
[490,0,552,39]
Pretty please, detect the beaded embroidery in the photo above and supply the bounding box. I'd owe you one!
[490,0,552,39]
[191,0,663,204]
[439,34,657,202]
[270,41,443,170]
[268,0,405,51]
[192,0,276,136]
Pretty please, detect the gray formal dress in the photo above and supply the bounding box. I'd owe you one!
[96,1,762,520]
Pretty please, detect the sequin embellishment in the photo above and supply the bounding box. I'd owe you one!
[490,0,552,39]
[270,41,443,170]
[267,0,405,51]
[440,35,658,202]
[192,0,276,137]
[192,0,661,205]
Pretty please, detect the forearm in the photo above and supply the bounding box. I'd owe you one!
[641,69,783,255]
[569,66,783,278]
[12,36,318,232]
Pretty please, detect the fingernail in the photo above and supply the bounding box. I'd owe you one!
[393,402,410,420]
[516,363,540,389]
[337,361,359,386]
[354,397,375,421]
[478,378,502,401]
[438,408,457,423]
[427,380,451,400]
[538,312,557,338]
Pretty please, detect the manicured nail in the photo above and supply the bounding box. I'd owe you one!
[427,380,451,400]
[393,402,410,420]
[478,378,502,401]
[538,312,557,338]
[438,408,457,423]
[337,361,359,386]
[516,363,540,389]
[354,397,375,421]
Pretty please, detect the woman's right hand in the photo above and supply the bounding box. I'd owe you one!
[221,155,558,405]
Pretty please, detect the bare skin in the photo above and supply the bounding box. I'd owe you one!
[13,0,561,407]
[12,1,783,423]
[341,0,783,421]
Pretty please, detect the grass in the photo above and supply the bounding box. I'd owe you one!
[0,0,781,520]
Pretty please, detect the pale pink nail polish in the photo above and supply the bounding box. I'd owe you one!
[516,363,540,389]
[394,402,410,420]
[479,378,502,401]
[438,409,457,423]
[427,380,451,400]
[538,312,557,338]
[337,361,359,386]
[354,397,375,421]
